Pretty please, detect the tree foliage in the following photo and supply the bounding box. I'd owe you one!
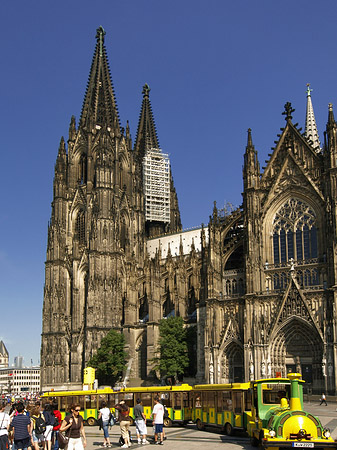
[87,329,127,386]
[153,316,189,379]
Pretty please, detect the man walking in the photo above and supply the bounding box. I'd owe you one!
[320,393,327,406]
[134,399,149,445]
[152,397,164,445]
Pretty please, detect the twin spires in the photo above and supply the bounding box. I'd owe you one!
[80,26,120,134]
[134,83,160,157]
[305,84,321,152]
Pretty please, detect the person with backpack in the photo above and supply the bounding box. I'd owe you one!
[31,406,46,450]
[43,404,55,450]
[52,402,61,450]
[98,402,112,448]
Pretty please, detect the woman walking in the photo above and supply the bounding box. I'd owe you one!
[98,402,112,448]
[59,405,86,450]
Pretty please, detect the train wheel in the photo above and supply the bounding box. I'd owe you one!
[250,436,259,447]
[196,419,205,431]
[163,418,172,427]
[86,417,96,426]
[224,422,233,436]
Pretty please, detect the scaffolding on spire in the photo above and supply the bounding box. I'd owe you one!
[143,148,170,223]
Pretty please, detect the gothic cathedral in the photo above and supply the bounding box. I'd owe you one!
[41,27,337,394]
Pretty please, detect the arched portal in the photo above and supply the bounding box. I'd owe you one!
[219,341,244,383]
[269,318,323,392]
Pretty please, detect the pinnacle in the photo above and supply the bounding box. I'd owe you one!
[305,84,321,152]
[79,27,120,134]
[134,83,160,156]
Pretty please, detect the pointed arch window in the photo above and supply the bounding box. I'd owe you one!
[79,154,87,184]
[272,199,318,265]
[75,210,86,244]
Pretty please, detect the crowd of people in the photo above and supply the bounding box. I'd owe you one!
[0,396,167,450]
[0,400,86,450]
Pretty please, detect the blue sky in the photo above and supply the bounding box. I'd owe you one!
[1,0,336,367]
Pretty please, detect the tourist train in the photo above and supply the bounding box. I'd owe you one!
[41,373,336,450]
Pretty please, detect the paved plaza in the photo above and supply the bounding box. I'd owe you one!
[85,401,337,450]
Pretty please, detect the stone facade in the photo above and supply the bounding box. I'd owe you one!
[41,28,337,394]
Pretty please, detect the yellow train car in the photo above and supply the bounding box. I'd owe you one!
[41,384,193,427]
[191,382,251,435]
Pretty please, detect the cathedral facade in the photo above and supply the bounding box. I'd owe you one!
[41,28,337,394]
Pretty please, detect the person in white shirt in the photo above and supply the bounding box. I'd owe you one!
[0,402,10,450]
[152,397,164,445]
[98,402,112,448]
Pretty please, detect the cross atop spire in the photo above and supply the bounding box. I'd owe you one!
[134,83,160,157]
[79,27,120,134]
[305,83,321,152]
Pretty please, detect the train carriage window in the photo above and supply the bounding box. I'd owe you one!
[262,384,290,405]
[98,394,107,408]
[107,394,116,408]
[232,391,242,413]
[204,391,216,408]
[160,393,171,408]
[183,392,189,408]
[218,391,232,411]
[173,393,182,409]
[141,393,152,407]
[244,391,252,411]
[122,393,134,408]
[60,396,68,412]
[89,395,97,410]
[194,392,202,407]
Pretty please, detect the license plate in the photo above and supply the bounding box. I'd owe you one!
[292,443,314,448]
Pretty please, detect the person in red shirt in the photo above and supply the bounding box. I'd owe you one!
[52,402,62,450]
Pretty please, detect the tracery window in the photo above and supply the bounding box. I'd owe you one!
[75,210,86,244]
[273,199,317,264]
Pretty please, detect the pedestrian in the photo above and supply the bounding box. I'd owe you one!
[152,397,164,445]
[98,402,111,448]
[0,401,11,450]
[43,404,54,450]
[59,404,87,450]
[51,402,61,450]
[134,398,149,445]
[114,401,131,449]
[320,393,327,406]
[10,402,32,450]
[31,406,46,450]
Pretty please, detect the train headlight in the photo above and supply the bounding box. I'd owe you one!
[323,429,331,438]
[269,429,276,437]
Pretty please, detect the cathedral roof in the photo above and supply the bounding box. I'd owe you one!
[79,26,120,134]
[134,84,160,157]
[305,84,321,152]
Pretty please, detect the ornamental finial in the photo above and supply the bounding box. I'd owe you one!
[142,84,150,98]
[282,102,295,121]
[306,83,313,97]
[96,26,106,56]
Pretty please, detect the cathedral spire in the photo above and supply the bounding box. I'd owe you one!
[305,84,321,152]
[79,26,120,134]
[134,84,160,157]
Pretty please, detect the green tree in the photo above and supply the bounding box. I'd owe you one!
[153,316,189,380]
[87,329,127,386]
